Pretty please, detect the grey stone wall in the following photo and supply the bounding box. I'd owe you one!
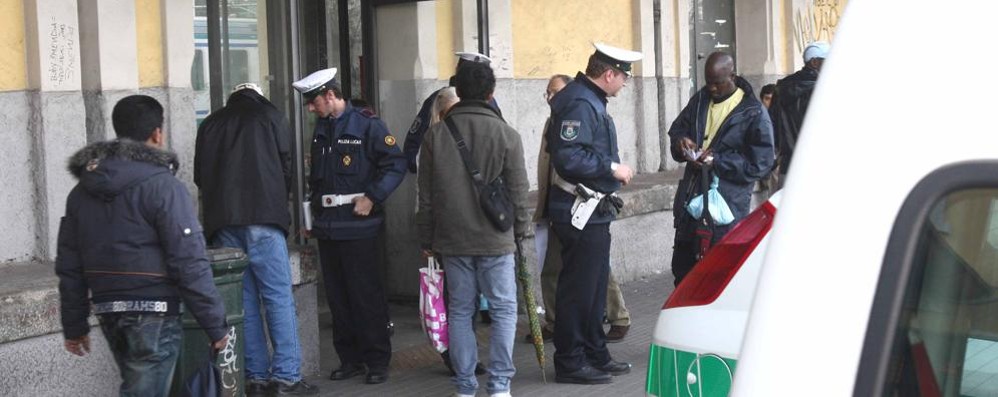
[31,91,88,262]
[0,331,119,397]
[0,91,38,264]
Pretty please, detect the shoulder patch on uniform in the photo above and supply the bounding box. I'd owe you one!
[385,135,397,146]
[560,120,581,141]
[407,118,422,135]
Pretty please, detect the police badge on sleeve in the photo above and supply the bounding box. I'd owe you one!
[560,120,581,141]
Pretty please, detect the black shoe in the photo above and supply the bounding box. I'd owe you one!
[366,370,389,384]
[441,351,486,376]
[555,366,613,385]
[523,328,554,343]
[329,363,366,380]
[246,380,269,397]
[595,360,632,376]
[271,380,319,395]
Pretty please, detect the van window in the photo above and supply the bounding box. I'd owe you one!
[883,189,998,396]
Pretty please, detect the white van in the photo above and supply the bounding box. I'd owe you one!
[732,1,998,396]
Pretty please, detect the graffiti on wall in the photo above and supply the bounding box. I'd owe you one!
[793,0,847,52]
[47,19,76,85]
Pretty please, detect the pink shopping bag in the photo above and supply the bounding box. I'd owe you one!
[419,257,448,353]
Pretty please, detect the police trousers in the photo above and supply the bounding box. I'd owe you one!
[551,222,613,373]
[318,237,392,371]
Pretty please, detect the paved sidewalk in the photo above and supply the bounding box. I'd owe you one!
[307,272,676,396]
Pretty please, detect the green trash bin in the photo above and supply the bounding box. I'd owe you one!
[172,247,248,397]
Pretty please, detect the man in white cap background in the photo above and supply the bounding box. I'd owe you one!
[544,42,638,385]
[769,41,829,183]
[402,51,501,174]
[293,68,407,385]
[667,52,774,285]
[195,83,317,396]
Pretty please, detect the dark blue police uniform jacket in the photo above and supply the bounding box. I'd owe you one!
[310,104,406,240]
[545,72,621,225]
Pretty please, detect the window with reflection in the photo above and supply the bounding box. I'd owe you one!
[192,0,271,124]
[886,189,998,396]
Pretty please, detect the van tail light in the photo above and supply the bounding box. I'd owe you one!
[663,201,776,309]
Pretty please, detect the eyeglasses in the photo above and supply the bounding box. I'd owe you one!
[543,91,557,101]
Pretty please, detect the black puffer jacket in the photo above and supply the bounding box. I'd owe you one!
[668,77,775,240]
[195,89,292,240]
[56,139,227,341]
[770,67,818,174]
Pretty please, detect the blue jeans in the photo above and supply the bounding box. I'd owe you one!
[99,313,182,397]
[443,254,517,395]
[213,225,303,383]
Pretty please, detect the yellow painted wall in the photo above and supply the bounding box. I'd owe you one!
[512,0,635,79]
[792,0,848,52]
[0,0,27,91]
[435,0,455,79]
[135,0,164,87]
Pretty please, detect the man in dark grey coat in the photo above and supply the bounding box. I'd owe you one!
[195,83,317,396]
[57,95,228,397]
[668,52,775,285]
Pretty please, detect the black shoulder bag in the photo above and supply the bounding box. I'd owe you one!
[443,116,514,232]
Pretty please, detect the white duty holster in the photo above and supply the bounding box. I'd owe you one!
[552,172,605,230]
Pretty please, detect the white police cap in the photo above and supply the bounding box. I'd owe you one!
[293,68,338,99]
[592,42,643,75]
[454,51,492,64]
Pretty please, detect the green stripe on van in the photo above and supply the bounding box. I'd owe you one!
[646,344,737,397]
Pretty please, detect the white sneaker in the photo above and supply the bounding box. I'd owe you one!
[490,393,512,397]
[454,394,474,397]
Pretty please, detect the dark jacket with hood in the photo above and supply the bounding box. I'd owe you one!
[770,66,818,174]
[195,89,292,240]
[668,76,775,240]
[56,139,227,342]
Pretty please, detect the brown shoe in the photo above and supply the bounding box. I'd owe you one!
[606,325,630,343]
[522,328,554,343]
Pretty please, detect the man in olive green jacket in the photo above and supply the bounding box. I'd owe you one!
[416,62,528,397]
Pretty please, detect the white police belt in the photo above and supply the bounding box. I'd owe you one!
[552,172,606,230]
[321,193,365,208]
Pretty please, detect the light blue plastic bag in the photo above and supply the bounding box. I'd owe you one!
[685,175,735,225]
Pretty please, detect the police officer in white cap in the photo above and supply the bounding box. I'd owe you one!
[770,40,829,181]
[545,42,640,384]
[402,51,502,174]
[293,67,406,385]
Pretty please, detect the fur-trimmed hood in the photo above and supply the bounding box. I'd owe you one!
[68,139,180,201]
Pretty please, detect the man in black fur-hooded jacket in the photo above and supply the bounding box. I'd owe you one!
[56,95,227,397]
